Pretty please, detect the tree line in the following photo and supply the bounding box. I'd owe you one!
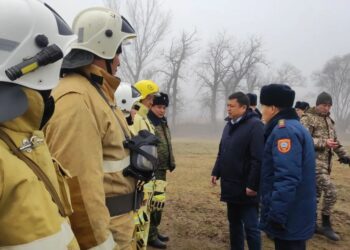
[104,0,350,133]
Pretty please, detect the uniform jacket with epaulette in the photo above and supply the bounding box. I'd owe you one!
[148,111,175,172]
[260,108,316,241]
[301,107,349,174]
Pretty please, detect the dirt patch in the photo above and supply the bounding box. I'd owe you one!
[150,138,350,250]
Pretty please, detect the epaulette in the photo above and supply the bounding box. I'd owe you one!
[278,119,286,128]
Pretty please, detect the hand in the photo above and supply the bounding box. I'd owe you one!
[338,156,350,165]
[246,188,257,197]
[326,139,339,149]
[211,176,218,185]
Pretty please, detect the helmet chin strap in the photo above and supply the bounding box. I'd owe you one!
[105,59,113,75]
[105,46,122,75]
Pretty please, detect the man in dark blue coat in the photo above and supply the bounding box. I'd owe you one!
[259,84,316,250]
[212,92,264,250]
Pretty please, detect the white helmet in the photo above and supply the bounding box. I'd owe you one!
[0,0,76,90]
[115,82,141,115]
[71,7,136,59]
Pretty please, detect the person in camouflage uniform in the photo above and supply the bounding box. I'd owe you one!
[147,92,176,248]
[301,91,350,241]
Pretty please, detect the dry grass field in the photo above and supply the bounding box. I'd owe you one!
[152,138,350,250]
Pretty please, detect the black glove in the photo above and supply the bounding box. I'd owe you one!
[338,156,350,165]
[269,220,286,231]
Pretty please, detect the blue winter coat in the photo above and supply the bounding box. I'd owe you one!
[259,108,316,241]
[212,110,264,204]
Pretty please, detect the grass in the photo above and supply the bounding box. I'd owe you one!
[153,138,350,250]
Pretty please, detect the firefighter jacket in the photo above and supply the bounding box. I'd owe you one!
[45,64,136,249]
[0,88,78,249]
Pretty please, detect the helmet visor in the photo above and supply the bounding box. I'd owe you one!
[121,16,136,34]
[131,85,141,98]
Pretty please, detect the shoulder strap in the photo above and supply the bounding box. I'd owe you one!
[0,129,67,216]
[85,74,131,140]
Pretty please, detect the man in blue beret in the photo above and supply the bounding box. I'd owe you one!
[259,84,317,250]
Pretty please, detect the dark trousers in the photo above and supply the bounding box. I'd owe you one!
[274,238,306,250]
[227,203,261,250]
[149,170,167,241]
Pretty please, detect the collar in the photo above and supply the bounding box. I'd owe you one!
[264,107,299,140]
[231,116,243,125]
[306,107,330,118]
[226,109,258,125]
[148,110,166,126]
[2,88,45,132]
[135,102,149,118]
[81,64,121,103]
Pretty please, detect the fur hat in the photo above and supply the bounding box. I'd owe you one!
[153,92,169,107]
[260,83,295,108]
[295,101,310,111]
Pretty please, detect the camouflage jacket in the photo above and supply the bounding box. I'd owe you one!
[148,111,176,171]
[300,107,348,174]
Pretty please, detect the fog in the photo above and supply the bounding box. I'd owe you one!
[45,0,350,131]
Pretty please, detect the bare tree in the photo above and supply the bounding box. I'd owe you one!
[118,0,171,83]
[103,0,120,11]
[104,0,171,82]
[197,33,232,123]
[273,63,305,86]
[245,66,265,93]
[160,31,197,127]
[314,54,350,132]
[222,37,265,99]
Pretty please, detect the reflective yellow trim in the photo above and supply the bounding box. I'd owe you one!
[103,157,130,173]
[21,62,39,75]
[154,180,167,193]
[0,222,74,250]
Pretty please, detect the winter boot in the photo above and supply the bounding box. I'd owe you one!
[158,233,169,242]
[320,214,340,241]
[315,224,324,234]
[315,214,323,234]
[148,238,167,249]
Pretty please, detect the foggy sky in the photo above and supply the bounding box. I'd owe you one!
[46,0,350,76]
[45,0,350,118]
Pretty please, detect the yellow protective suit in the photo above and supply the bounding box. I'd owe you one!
[0,88,79,250]
[131,102,155,250]
[45,65,136,250]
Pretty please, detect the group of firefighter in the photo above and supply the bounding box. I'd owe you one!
[0,1,175,250]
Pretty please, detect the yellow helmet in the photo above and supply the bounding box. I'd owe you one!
[134,80,159,100]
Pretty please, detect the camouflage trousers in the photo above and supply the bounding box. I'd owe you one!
[316,173,337,216]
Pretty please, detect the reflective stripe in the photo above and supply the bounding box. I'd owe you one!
[103,157,130,173]
[154,180,167,193]
[0,221,74,250]
[88,232,115,250]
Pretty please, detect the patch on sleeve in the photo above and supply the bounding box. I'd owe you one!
[277,138,291,153]
[278,119,286,128]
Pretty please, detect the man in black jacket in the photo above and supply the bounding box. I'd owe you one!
[211,92,265,250]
